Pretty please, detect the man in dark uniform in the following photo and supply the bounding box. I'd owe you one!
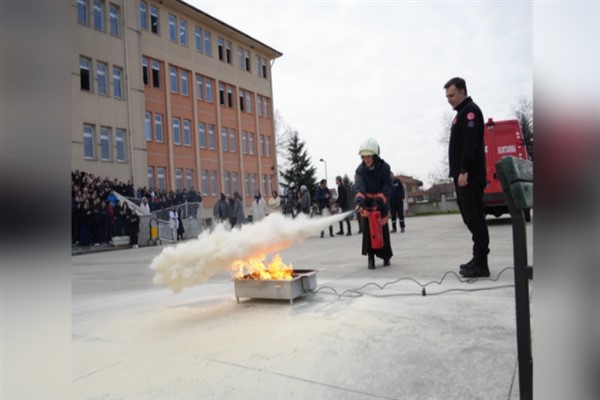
[389,172,406,233]
[444,77,490,278]
[335,176,351,236]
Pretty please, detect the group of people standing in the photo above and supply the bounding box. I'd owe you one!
[352,76,490,276]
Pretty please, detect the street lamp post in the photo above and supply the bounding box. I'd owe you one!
[319,158,328,182]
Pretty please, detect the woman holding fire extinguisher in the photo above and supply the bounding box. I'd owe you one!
[354,137,393,269]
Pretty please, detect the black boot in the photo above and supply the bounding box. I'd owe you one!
[391,222,397,233]
[336,222,344,235]
[346,221,351,236]
[383,258,391,266]
[329,226,334,237]
[368,253,375,269]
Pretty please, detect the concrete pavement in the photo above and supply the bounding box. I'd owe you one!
[72,213,533,399]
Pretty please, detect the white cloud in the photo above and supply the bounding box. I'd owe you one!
[191,1,533,187]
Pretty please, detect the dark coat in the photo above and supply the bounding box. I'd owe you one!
[354,157,392,217]
[336,183,349,212]
[448,96,486,183]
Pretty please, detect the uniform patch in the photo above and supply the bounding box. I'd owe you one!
[467,112,475,120]
[468,121,475,127]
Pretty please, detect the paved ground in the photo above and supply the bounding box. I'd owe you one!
[72,213,533,399]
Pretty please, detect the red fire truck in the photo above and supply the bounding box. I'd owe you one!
[483,118,531,221]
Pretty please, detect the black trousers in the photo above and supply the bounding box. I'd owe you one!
[390,201,405,228]
[455,178,490,264]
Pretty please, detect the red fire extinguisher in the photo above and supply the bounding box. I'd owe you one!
[367,210,384,249]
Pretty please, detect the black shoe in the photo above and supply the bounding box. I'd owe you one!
[391,228,397,233]
[368,254,375,269]
[460,264,490,278]
[357,230,363,234]
[383,258,391,266]
[330,232,335,237]
[346,232,351,236]
[336,231,344,235]
[401,227,405,233]
[320,232,324,238]
[459,258,475,271]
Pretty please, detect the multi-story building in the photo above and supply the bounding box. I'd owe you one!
[72,0,282,211]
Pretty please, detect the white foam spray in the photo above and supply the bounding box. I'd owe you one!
[150,211,352,293]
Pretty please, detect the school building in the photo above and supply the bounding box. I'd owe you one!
[72,0,282,210]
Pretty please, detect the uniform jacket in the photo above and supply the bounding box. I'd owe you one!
[448,96,486,183]
[390,178,405,204]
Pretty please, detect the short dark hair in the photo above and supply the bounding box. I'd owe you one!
[320,179,327,184]
[444,77,468,95]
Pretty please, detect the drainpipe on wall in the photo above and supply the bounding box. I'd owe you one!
[122,0,136,185]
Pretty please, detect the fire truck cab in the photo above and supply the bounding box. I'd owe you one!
[483,118,531,221]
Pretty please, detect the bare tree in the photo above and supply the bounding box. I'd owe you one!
[428,111,454,186]
[274,110,293,160]
[512,96,534,160]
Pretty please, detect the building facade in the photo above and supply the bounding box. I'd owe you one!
[72,0,282,210]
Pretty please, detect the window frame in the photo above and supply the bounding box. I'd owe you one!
[154,113,163,142]
[77,0,88,26]
[170,65,178,93]
[112,66,122,98]
[115,128,126,162]
[96,61,108,95]
[179,18,187,46]
[195,26,203,53]
[80,56,92,92]
[150,5,159,34]
[93,0,104,32]
[145,111,152,141]
[139,1,148,31]
[180,69,189,96]
[83,124,95,160]
[198,122,206,149]
[109,3,120,36]
[100,126,111,161]
[183,119,191,146]
[172,117,181,145]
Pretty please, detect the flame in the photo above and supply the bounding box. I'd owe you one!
[232,254,294,280]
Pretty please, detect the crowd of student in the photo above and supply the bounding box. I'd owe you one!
[71,170,202,247]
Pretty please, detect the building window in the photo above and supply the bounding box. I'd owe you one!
[241,131,247,154]
[100,126,111,161]
[266,136,271,157]
[151,60,160,88]
[217,37,224,61]
[142,56,148,85]
[157,167,166,190]
[139,1,147,30]
[150,6,159,34]
[113,66,122,98]
[263,97,269,118]
[224,171,230,195]
[226,41,232,64]
[115,129,126,162]
[195,74,203,100]
[83,124,95,159]
[201,170,208,196]
[145,112,152,141]
[170,66,177,93]
[77,0,88,25]
[259,135,264,156]
[232,172,238,194]
[208,124,215,150]
[154,113,163,142]
[195,26,203,53]
[93,0,104,31]
[227,85,233,107]
[183,119,191,146]
[172,118,181,145]
[262,175,267,195]
[219,82,225,106]
[245,49,251,72]
[247,93,252,113]
[186,169,193,190]
[148,167,154,188]
[244,173,249,196]
[248,132,254,155]
[198,122,206,148]
[109,4,119,36]
[80,56,92,91]
[229,128,236,153]
[257,96,262,117]
[204,31,212,56]
[238,47,244,69]
[168,15,176,41]
[221,127,228,152]
[239,90,245,111]
[251,174,257,195]
[210,171,217,195]
[205,78,213,102]
[96,61,107,95]
[175,168,183,191]
[179,19,187,45]
[181,70,188,96]
[261,58,268,79]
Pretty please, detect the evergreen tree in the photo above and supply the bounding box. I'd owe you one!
[279,131,317,197]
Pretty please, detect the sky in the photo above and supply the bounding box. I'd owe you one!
[191,1,533,188]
